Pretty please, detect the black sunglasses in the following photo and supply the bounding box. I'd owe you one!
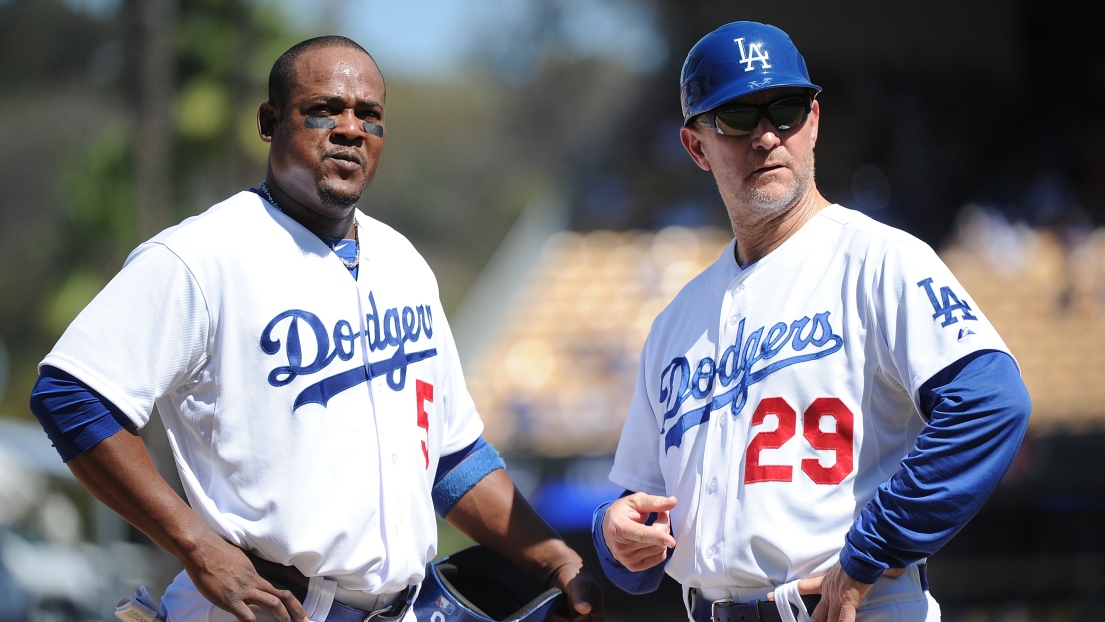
[698,95,812,136]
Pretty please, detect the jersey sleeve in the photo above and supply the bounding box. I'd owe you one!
[873,237,1013,403]
[841,350,1031,581]
[609,345,667,496]
[30,366,130,461]
[39,243,211,429]
[435,309,485,456]
[591,497,670,594]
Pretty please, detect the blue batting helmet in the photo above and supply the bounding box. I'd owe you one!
[680,21,821,124]
[413,546,564,622]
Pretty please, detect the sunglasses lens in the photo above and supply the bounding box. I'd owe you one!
[713,107,759,136]
[767,98,809,131]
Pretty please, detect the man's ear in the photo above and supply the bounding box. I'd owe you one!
[680,125,713,172]
[807,99,820,149]
[257,101,278,144]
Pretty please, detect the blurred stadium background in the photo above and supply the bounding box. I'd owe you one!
[1,0,1103,620]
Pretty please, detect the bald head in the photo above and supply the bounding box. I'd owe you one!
[268,36,383,112]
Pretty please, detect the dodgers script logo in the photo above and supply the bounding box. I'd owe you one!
[260,292,437,409]
[734,37,771,72]
[660,311,842,451]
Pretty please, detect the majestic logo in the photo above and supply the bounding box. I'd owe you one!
[660,311,843,451]
[260,292,437,409]
[917,277,978,327]
[734,37,771,72]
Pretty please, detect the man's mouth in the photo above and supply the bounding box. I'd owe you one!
[326,150,363,166]
[325,150,364,173]
[751,162,787,177]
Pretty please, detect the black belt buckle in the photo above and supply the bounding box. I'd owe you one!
[711,598,761,622]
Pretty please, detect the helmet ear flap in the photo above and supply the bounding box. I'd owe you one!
[415,546,565,621]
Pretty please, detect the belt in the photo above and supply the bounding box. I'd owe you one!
[689,588,821,622]
[244,550,412,622]
[688,562,929,622]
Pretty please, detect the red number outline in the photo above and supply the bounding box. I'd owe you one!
[743,397,854,485]
[416,380,433,469]
[801,397,854,485]
[743,397,795,483]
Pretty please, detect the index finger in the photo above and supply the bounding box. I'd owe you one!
[274,586,309,622]
[619,518,676,548]
[794,574,824,595]
[250,584,309,622]
[767,574,823,603]
[625,494,678,513]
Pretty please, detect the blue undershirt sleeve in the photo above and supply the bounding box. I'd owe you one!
[591,490,670,594]
[431,437,505,517]
[29,365,134,462]
[840,350,1031,583]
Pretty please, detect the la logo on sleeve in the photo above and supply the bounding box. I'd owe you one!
[917,277,978,327]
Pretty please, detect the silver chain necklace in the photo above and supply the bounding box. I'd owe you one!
[259,181,359,270]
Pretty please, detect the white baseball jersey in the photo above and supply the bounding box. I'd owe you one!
[42,191,483,595]
[610,204,1011,591]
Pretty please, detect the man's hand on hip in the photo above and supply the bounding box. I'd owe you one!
[777,563,906,622]
[183,534,309,622]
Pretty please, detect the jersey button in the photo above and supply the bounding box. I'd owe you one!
[728,315,739,326]
[705,546,716,559]
[708,478,718,494]
[391,454,399,464]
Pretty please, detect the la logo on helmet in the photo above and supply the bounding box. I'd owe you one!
[734,37,771,72]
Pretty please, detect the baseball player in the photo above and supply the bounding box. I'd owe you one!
[591,21,1031,622]
[29,36,602,622]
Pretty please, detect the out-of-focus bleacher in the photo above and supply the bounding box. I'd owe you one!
[943,206,1105,431]
[466,210,1105,457]
[466,226,731,457]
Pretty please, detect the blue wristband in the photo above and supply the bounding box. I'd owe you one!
[431,440,505,517]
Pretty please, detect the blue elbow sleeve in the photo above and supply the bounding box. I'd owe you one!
[29,366,131,462]
[432,438,505,517]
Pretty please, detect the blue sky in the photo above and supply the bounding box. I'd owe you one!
[46,0,667,80]
[275,0,667,80]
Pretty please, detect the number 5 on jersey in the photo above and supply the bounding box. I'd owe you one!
[416,380,433,468]
[744,397,854,485]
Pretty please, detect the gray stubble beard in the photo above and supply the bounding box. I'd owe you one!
[729,149,816,221]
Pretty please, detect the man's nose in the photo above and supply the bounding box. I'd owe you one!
[331,109,365,141]
[750,115,781,150]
